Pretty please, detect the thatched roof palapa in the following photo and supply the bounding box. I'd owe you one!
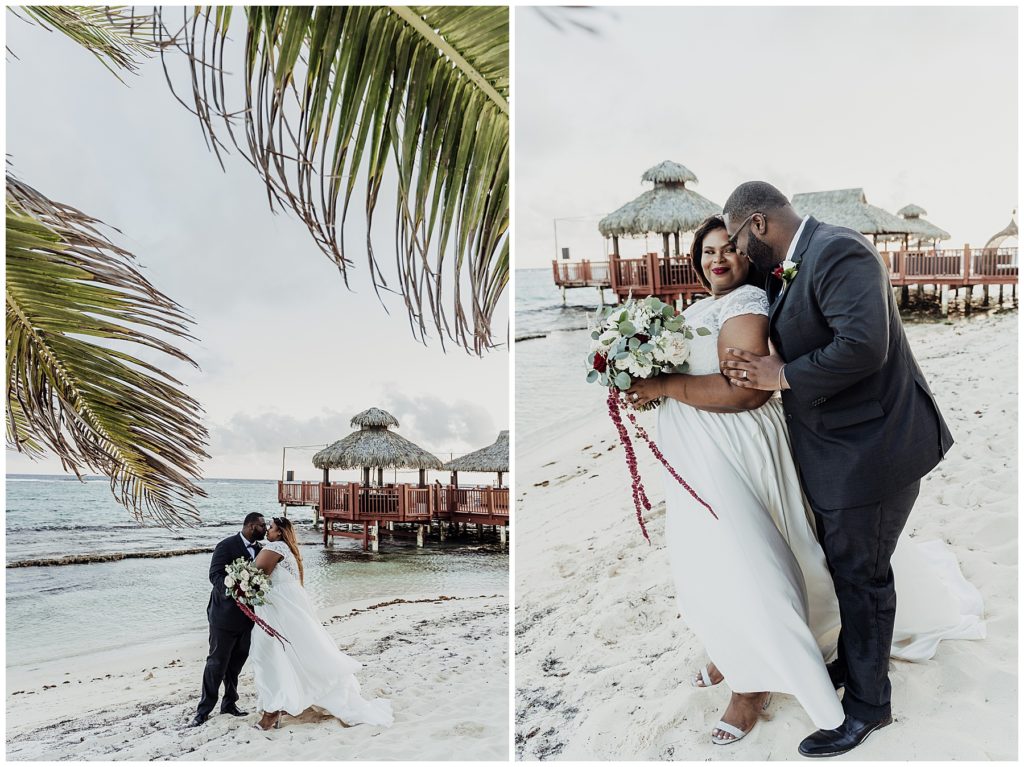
[312,407,443,470]
[442,430,509,473]
[792,188,913,237]
[895,203,950,243]
[598,161,721,238]
[984,210,1018,249]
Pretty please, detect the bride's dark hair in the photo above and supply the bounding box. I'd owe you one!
[272,517,304,585]
[690,214,767,292]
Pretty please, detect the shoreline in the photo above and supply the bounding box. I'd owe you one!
[7,590,509,761]
[515,311,1017,760]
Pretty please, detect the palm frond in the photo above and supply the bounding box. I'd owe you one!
[155,5,509,354]
[6,173,210,527]
[13,6,156,80]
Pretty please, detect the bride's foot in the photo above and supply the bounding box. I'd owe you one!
[711,691,771,745]
[256,710,282,731]
[691,661,724,688]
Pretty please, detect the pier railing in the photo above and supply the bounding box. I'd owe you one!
[277,481,509,522]
[553,247,1018,299]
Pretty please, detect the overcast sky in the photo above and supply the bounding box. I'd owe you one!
[5,12,508,481]
[517,6,1018,268]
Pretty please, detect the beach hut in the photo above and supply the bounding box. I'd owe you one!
[442,430,509,488]
[792,188,914,245]
[896,204,951,248]
[312,407,443,488]
[598,161,721,258]
[984,209,1018,249]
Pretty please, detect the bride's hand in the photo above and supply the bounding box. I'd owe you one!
[625,378,664,409]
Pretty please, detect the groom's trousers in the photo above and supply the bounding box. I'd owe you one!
[811,479,921,723]
[197,624,252,717]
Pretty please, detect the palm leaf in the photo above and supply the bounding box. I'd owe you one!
[6,173,210,527]
[155,6,509,354]
[12,6,156,80]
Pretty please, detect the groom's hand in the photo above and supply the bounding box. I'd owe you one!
[722,347,789,391]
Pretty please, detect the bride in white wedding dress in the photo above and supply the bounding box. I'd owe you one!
[249,517,394,731]
[627,215,984,746]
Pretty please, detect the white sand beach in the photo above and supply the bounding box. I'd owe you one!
[514,310,1017,760]
[7,591,509,761]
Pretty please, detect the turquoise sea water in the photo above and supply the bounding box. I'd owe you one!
[6,475,508,668]
[515,268,607,437]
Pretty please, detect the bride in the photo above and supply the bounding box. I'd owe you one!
[626,215,984,747]
[249,517,394,731]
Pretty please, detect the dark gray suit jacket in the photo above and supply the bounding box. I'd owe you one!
[207,534,258,632]
[769,217,954,510]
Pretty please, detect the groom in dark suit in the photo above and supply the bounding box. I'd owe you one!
[189,512,267,727]
[719,182,953,757]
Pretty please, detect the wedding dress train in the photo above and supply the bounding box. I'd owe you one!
[656,284,984,730]
[250,540,394,727]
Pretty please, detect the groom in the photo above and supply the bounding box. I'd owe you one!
[719,182,953,757]
[189,512,267,727]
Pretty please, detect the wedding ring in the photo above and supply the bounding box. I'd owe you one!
[631,393,639,402]
[741,370,748,379]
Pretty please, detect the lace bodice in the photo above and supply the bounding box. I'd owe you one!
[262,540,300,582]
[680,284,769,376]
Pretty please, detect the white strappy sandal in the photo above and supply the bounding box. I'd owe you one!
[690,664,721,688]
[711,693,772,746]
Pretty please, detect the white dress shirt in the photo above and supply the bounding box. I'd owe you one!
[784,216,811,264]
[239,532,257,559]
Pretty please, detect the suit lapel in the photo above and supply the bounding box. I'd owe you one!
[769,217,819,332]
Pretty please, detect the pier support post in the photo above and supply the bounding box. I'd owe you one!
[312,506,320,530]
[982,284,990,307]
[965,286,973,315]
[440,522,447,542]
[499,525,507,546]
[899,286,908,307]
[416,524,425,548]
[560,285,567,305]
[999,284,1004,305]
[369,521,379,553]
[477,523,484,540]
[940,287,949,314]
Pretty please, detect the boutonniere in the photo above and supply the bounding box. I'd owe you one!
[772,259,799,285]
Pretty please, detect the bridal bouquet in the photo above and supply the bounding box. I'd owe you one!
[585,297,717,543]
[225,558,289,646]
[585,296,707,409]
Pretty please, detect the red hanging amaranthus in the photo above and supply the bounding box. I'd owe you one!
[234,598,290,648]
[607,389,652,542]
[607,390,718,543]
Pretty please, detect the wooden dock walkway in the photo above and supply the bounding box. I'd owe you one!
[278,481,509,551]
[553,246,1018,308]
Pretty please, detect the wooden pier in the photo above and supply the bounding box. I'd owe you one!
[553,246,1018,308]
[278,481,510,551]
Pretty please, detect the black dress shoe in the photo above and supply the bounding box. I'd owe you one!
[798,714,893,758]
[188,714,209,727]
[220,704,249,717]
[826,661,845,690]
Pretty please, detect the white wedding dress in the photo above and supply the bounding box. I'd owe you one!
[250,540,394,727]
[656,284,985,730]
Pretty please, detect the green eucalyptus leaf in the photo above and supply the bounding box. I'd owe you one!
[614,372,631,390]
[696,326,711,336]
[586,369,599,384]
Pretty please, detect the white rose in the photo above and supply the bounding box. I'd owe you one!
[615,355,630,371]
[781,259,797,271]
[240,570,250,582]
[224,576,235,588]
[659,334,691,366]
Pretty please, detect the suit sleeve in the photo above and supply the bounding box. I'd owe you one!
[783,238,890,404]
[209,539,232,591]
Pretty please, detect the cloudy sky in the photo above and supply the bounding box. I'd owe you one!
[517,6,1018,268]
[6,12,508,480]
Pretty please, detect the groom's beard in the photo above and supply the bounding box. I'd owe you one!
[745,230,777,273]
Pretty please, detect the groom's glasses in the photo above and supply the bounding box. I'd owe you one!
[727,212,762,249]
